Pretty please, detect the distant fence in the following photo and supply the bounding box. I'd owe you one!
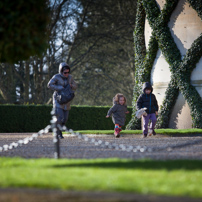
[0,105,132,132]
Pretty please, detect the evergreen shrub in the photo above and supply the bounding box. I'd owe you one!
[0,105,132,132]
[127,0,202,129]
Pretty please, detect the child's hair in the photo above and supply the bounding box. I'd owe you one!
[113,93,127,105]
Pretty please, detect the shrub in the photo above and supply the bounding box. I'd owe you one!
[0,105,132,132]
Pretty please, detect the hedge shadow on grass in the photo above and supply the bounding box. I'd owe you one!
[48,159,202,171]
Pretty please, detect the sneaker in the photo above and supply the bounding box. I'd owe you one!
[153,130,156,136]
[148,129,152,136]
[114,128,120,138]
[58,131,64,139]
[59,134,64,139]
[142,133,147,138]
[115,133,120,138]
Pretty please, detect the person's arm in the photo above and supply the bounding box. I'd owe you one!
[47,75,63,91]
[125,105,130,114]
[106,105,118,117]
[136,95,143,110]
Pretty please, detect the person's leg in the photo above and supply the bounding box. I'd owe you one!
[62,110,69,129]
[149,113,157,135]
[55,107,65,139]
[57,110,70,138]
[119,125,122,132]
[142,114,150,137]
[114,124,120,138]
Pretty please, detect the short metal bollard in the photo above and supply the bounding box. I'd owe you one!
[51,108,60,159]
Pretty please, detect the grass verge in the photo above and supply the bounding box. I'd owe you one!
[0,157,202,198]
[65,128,202,135]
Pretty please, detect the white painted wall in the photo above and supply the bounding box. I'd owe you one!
[144,0,202,128]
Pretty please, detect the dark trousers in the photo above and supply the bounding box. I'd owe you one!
[142,113,157,135]
[55,107,69,136]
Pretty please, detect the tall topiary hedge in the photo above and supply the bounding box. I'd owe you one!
[127,0,202,129]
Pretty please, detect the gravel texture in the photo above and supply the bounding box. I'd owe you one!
[0,132,202,159]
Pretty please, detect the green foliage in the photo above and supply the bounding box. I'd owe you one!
[0,105,52,132]
[70,0,136,106]
[188,0,202,19]
[127,0,159,129]
[128,0,202,129]
[0,0,50,63]
[0,105,132,132]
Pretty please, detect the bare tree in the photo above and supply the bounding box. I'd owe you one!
[0,0,137,106]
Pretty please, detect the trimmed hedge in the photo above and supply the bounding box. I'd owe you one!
[127,0,202,129]
[0,105,132,132]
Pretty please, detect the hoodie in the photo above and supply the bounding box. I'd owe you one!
[47,62,77,110]
[136,82,158,114]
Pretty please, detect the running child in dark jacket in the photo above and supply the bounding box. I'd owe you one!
[106,93,130,138]
[137,82,159,138]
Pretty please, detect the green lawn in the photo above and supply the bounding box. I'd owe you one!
[0,157,202,198]
[66,128,202,135]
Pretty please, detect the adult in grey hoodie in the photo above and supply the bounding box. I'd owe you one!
[48,62,77,138]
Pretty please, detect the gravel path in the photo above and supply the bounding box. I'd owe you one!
[1,132,202,202]
[0,132,202,159]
